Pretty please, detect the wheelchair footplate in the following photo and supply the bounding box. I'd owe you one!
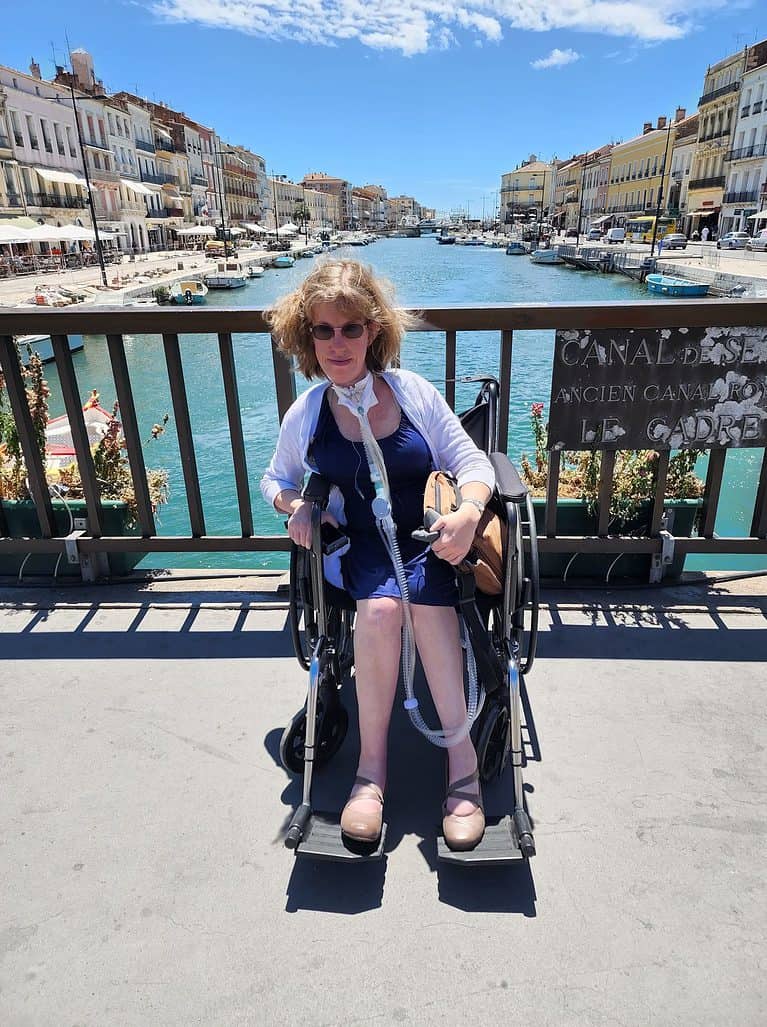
[437,815,526,867]
[291,811,387,862]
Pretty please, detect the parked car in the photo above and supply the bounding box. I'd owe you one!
[565,228,579,238]
[662,233,688,250]
[746,229,767,251]
[716,231,749,249]
[586,228,604,241]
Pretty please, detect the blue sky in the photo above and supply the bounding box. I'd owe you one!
[2,0,765,214]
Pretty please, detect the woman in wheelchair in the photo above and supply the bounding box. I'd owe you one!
[261,260,495,851]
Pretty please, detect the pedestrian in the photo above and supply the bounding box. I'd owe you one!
[261,260,494,851]
[701,226,710,243]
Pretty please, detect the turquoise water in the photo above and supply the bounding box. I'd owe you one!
[42,237,765,572]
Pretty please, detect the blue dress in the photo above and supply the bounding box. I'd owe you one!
[311,394,458,606]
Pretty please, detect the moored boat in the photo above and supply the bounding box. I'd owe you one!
[169,279,208,304]
[646,273,710,297]
[246,264,264,278]
[272,254,295,268]
[204,261,247,289]
[505,242,527,256]
[19,333,84,364]
[530,248,564,265]
[437,235,456,245]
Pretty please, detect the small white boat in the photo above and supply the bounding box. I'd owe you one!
[169,279,208,304]
[204,261,247,289]
[246,264,264,278]
[505,242,527,256]
[19,333,84,364]
[530,248,564,265]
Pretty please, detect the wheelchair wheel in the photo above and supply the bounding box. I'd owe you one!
[279,700,349,775]
[474,698,510,782]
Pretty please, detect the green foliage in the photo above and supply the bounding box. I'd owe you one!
[0,345,169,522]
[520,402,704,525]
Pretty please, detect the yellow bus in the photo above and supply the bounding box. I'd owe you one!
[624,215,678,243]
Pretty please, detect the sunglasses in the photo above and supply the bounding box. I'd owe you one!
[310,321,368,341]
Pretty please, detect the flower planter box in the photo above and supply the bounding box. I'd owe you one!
[529,497,701,582]
[0,499,144,578]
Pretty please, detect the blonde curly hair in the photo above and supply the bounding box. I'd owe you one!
[265,259,418,379]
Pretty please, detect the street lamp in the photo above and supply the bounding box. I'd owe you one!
[649,117,674,258]
[52,84,109,287]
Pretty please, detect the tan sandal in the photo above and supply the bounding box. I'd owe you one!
[442,769,485,851]
[340,774,384,843]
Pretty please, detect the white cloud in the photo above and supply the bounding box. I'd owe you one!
[530,47,581,69]
[147,0,735,56]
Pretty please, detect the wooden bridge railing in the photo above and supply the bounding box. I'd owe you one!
[0,300,766,579]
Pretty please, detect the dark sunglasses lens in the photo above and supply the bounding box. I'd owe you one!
[342,323,365,339]
[311,324,333,340]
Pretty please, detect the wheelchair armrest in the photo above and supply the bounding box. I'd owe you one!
[490,452,529,503]
[302,472,332,508]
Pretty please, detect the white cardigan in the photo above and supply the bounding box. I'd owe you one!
[260,368,495,526]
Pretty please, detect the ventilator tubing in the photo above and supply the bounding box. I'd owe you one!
[333,375,483,748]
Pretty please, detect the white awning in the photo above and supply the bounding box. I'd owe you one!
[591,214,612,225]
[243,223,268,233]
[34,166,87,187]
[120,178,154,197]
[0,224,32,244]
[176,225,216,236]
[747,210,767,219]
[229,227,245,236]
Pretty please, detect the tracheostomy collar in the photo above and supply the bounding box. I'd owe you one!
[332,373,390,520]
[331,371,378,417]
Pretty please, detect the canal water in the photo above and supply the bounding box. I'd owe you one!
[44,237,765,572]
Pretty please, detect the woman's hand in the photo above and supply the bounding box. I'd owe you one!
[287,500,338,549]
[430,505,481,565]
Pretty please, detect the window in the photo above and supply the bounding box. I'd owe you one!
[87,115,95,141]
[66,126,76,157]
[108,113,115,134]
[54,122,65,155]
[25,114,38,149]
[9,109,23,146]
[99,120,106,147]
[40,118,53,153]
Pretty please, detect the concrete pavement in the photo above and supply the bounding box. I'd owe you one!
[1,569,765,1025]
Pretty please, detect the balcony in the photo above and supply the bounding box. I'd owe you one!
[727,143,767,162]
[25,192,87,209]
[688,176,725,191]
[82,136,112,153]
[699,129,730,142]
[161,173,179,186]
[191,174,207,187]
[2,193,23,208]
[154,136,176,153]
[135,138,156,153]
[0,132,11,152]
[698,80,739,106]
[139,170,165,185]
[119,199,147,215]
[722,189,760,205]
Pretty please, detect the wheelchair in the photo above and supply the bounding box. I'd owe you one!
[280,377,540,864]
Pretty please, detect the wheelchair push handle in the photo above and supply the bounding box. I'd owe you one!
[283,519,349,556]
[411,507,441,545]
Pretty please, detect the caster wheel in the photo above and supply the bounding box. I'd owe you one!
[279,701,349,774]
[475,701,510,782]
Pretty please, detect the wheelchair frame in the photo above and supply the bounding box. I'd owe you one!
[282,377,540,863]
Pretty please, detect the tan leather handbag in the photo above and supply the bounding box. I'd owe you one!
[422,471,505,595]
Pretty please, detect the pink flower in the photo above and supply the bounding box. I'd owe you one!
[531,402,544,417]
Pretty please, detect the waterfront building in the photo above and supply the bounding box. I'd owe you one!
[302,172,353,229]
[605,115,679,227]
[668,112,698,232]
[720,52,767,235]
[579,145,613,232]
[687,41,767,238]
[356,184,389,232]
[553,156,584,231]
[269,175,304,232]
[0,61,90,231]
[387,195,423,229]
[218,144,263,226]
[499,156,555,233]
[351,187,374,229]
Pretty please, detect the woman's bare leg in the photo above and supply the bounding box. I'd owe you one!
[346,596,402,814]
[411,604,480,816]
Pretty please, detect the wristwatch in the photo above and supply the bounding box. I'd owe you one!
[461,498,486,515]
